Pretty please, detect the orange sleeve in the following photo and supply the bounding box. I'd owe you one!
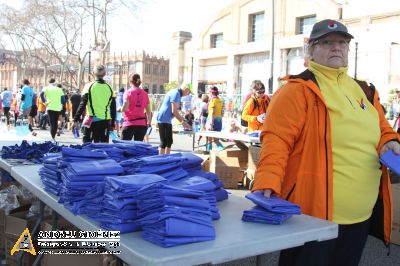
[374,89,400,152]
[252,82,308,195]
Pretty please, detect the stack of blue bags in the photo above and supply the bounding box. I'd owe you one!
[170,175,221,220]
[57,147,124,214]
[172,152,203,172]
[187,170,228,202]
[39,153,63,195]
[90,174,167,233]
[120,154,189,182]
[81,140,158,162]
[242,191,301,225]
[136,183,215,247]
[2,140,61,163]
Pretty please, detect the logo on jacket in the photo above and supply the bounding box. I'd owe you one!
[356,98,367,110]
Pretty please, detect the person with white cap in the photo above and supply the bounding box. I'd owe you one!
[252,19,400,266]
[73,65,116,143]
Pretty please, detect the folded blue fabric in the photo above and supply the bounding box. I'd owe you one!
[214,189,228,202]
[42,153,62,164]
[242,206,293,225]
[63,168,107,182]
[245,192,301,215]
[142,231,214,248]
[68,159,124,176]
[104,174,166,192]
[137,183,205,200]
[100,221,141,233]
[143,217,215,237]
[1,140,61,162]
[62,147,108,159]
[380,150,400,176]
[188,170,219,182]
[159,167,188,181]
[170,176,216,192]
[138,195,210,212]
[138,205,212,225]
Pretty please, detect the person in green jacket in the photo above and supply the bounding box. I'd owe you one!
[73,65,116,143]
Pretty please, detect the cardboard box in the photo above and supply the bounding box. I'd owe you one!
[5,206,36,266]
[248,145,262,170]
[210,151,242,189]
[214,149,248,170]
[391,183,400,245]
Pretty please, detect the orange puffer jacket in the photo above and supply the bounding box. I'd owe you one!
[252,74,399,245]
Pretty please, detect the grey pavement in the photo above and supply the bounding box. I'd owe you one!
[32,127,400,266]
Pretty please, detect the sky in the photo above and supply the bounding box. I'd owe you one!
[108,0,233,55]
[0,0,234,56]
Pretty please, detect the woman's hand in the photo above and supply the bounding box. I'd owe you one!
[254,189,272,198]
[380,140,400,157]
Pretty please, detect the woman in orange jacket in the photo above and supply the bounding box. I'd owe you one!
[241,80,270,132]
[252,19,400,266]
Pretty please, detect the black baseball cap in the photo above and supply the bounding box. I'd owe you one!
[309,19,354,41]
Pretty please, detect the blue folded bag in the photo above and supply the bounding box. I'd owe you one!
[62,147,108,159]
[245,191,301,215]
[138,206,212,225]
[380,150,400,176]
[214,189,229,202]
[68,159,124,176]
[143,217,215,237]
[100,221,141,233]
[105,174,166,192]
[242,206,293,225]
[170,176,216,192]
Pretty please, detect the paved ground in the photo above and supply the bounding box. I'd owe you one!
[29,127,400,265]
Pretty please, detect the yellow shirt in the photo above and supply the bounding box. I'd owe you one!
[208,97,223,118]
[309,61,381,224]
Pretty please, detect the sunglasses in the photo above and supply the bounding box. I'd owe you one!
[256,90,265,94]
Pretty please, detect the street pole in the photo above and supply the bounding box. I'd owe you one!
[354,42,358,79]
[190,57,193,87]
[269,0,275,94]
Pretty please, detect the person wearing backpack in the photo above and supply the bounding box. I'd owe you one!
[73,65,116,143]
[121,74,151,141]
[241,81,270,132]
[251,19,400,266]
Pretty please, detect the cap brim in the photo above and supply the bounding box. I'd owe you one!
[310,31,354,41]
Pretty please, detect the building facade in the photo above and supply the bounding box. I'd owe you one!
[174,0,400,101]
[0,49,169,94]
[101,51,169,94]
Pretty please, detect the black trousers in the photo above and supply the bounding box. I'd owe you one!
[2,107,10,125]
[82,120,110,143]
[121,125,147,141]
[279,218,370,266]
[158,123,173,148]
[47,110,60,139]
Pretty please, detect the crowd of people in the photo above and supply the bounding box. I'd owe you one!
[0,78,80,140]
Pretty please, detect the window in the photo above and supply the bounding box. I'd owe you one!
[210,33,223,48]
[160,66,165,76]
[153,65,159,75]
[249,12,264,42]
[145,64,151,75]
[297,15,316,35]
